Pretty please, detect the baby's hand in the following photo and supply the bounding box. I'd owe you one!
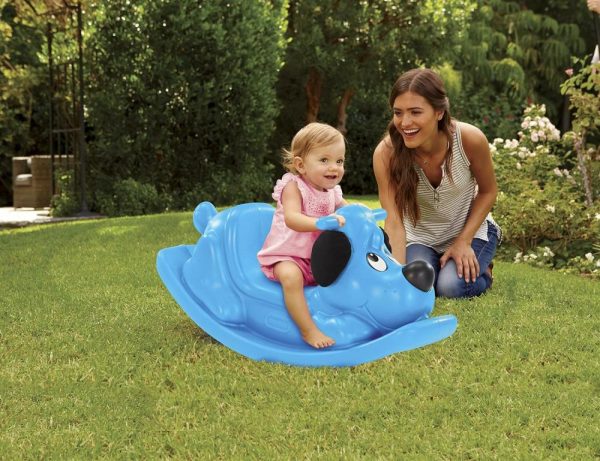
[315,214,345,230]
[331,214,345,227]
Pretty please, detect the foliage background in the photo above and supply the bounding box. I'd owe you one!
[1,0,599,272]
[85,0,288,209]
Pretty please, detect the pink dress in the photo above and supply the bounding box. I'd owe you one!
[257,173,344,285]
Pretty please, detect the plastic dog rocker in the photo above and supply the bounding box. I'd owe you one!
[156,202,457,367]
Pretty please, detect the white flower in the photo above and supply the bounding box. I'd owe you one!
[537,130,546,140]
[516,162,522,169]
[531,132,539,142]
[493,137,504,145]
[595,213,600,220]
[514,252,523,263]
[529,120,538,127]
[529,253,538,260]
[585,253,594,262]
[546,205,555,213]
[504,139,519,149]
[553,168,563,177]
[521,121,530,129]
[542,247,555,257]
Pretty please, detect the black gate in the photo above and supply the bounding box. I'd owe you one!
[44,1,88,213]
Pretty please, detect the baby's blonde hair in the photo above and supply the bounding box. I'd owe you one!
[282,122,344,175]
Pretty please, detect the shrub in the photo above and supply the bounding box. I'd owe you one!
[343,90,389,195]
[85,0,288,210]
[175,162,274,210]
[50,169,80,217]
[96,178,170,217]
[492,103,600,278]
[452,81,524,141]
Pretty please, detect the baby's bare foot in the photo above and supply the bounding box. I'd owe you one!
[302,328,335,349]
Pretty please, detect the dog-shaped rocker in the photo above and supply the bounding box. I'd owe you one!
[156,202,457,367]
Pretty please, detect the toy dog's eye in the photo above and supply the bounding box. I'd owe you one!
[366,253,387,272]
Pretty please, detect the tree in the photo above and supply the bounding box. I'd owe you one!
[85,0,289,208]
[561,60,600,207]
[0,0,50,206]
[275,0,475,194]
[456,0,586,118]
[282,0,474,133]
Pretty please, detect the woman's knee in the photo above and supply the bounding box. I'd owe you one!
[435,261,488,298]
[435,261,472,298]
[406,244,439,268]
[435,266,465,298]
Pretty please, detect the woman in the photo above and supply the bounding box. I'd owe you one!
[373,68,501,298]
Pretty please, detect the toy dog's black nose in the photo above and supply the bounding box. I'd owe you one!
[403,260,435,292]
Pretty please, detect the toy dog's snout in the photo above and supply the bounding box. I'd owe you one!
[402,260,435,292]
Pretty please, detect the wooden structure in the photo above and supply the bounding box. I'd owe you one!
[12,155,74,208]
[12,156,53,208]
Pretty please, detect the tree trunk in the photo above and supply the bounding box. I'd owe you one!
[336,87,355,135]
[305,67,322,123]
[575,130,594,207]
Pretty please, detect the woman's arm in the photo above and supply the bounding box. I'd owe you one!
[373,138,407,263]
[440,122,498,282]
[281,182,345,231]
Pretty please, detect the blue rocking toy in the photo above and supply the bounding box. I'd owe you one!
[156,202,457,367]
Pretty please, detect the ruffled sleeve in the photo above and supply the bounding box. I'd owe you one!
[272,173,302,202]
[333,185,344,207]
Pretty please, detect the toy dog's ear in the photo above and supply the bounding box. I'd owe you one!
[380,227,392,253]
[311,231,351,287]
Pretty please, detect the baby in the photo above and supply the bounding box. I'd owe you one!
[258,123,348,348]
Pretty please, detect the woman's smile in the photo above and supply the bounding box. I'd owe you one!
[393,91,442,148]
[401,128,421,139]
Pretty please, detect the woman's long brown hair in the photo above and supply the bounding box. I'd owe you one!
[386,68,454,226]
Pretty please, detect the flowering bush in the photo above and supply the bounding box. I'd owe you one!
[518,105,561,145]
[514,247,600,278]
[492,104,600,278]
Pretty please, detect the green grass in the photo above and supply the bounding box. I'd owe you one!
[1,199,599,459]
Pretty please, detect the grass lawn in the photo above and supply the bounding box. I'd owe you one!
[1,197,599,459]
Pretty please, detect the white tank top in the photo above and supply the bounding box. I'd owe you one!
[404,123,501,253]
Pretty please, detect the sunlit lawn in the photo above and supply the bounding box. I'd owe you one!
[1,197,598,459]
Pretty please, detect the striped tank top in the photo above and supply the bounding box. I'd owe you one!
[404,123,501,253]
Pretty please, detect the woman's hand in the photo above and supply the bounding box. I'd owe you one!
[440,239,479,283]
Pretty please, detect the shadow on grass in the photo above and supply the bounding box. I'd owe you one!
[172,319,219,346]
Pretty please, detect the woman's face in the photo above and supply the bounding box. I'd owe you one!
[392,91,443,149]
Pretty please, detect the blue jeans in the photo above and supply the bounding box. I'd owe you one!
[406,223,498,299]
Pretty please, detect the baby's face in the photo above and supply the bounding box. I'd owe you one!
[295,138,345,191]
